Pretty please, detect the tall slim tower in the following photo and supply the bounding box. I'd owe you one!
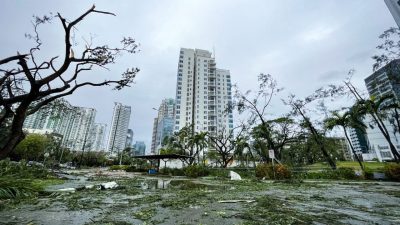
[107,103,131,155]
[150,98,175,154]
[174,48,233,135]
[89,123,107,151]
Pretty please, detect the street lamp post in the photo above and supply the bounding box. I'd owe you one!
[119,147,123,165]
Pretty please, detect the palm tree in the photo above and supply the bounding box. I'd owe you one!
[345,79,400,162]
[324,109,366,171]
[355,95,400,162]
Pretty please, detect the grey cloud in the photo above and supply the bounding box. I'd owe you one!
[318,70,348,82]
[0,0,395,152]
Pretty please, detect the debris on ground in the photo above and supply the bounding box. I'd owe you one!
[55,182,119,192]
[56,188,76,192]
[85,184,95,189]
[230,171,242,180]
[218,200,255,203]
[99,181,119,190]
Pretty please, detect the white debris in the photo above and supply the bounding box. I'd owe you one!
[230,171,242,180]
[218,199,255,203]
[100,181,118,190]
[85,184,95,189]
[57,187,76,192]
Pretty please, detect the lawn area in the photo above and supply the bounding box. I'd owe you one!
[307,161,386,172]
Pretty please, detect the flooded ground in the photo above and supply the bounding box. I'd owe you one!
[0,169,399,225]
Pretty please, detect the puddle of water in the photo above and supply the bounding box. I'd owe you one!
[140,179,172,190]
[137,179,213,190]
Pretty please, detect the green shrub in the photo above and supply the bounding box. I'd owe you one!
[255,163,291,179]
[335,167,357,179]
[159,167,185,176]
[184,165,209,178]
[384,163,400,181]
[0,159,51,179]
[125,166,147,173]
[255,163,272,179]
[109,165,129,171]
[363,168,374,180]
[275,164,292,179]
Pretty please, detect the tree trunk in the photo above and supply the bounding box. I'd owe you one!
[394,108,400,135]
[0,104,29,159]
[297,108,336,170]
[343,129,364,171]
[388,141,400,161]
[313,134,336,170]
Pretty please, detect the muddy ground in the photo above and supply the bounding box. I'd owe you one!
[0,169,399,225]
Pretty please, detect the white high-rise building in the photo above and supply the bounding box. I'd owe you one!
[62,107,96,151]
[23,100,109,152]
[89,123,107,151]
[24,101,74,135]
[24,109,48,130]
[174,48,233,135]
[107,102,131,155]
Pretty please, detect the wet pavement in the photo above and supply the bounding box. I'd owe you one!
[0,169,399,225]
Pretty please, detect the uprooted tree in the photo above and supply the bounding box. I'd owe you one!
[0,5,139,158]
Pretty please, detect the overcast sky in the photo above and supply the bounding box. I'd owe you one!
[0,0,396,152]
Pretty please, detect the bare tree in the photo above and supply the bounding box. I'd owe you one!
[0,5,139,158]
[208,125,246,168]
[232,74,293,157]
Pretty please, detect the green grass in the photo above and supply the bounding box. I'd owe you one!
[307,161,386,172]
